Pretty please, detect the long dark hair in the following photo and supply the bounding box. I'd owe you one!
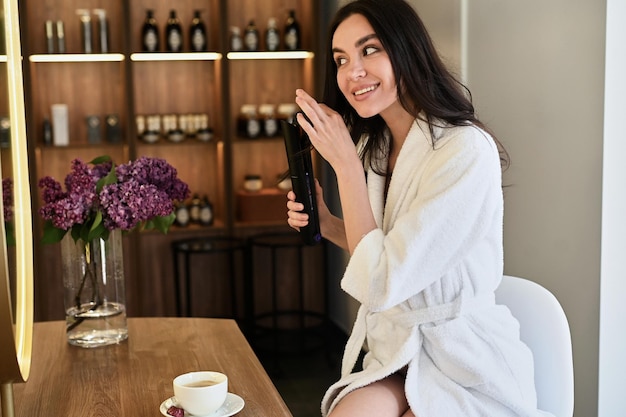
[322,0,509,174]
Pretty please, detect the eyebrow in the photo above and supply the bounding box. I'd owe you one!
[332,33,378,54]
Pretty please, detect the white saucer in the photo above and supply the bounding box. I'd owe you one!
[160,393,245,417]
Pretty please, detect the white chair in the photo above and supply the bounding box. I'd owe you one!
[495,275,574,417]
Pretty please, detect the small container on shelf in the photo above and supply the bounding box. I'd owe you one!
[142,9,160,52]
[277,103,299,125]
[142,114,161,143]
[76,9,93,53]
[105,114,122,143]
[135,115,146,138]
[284,10,301,51]
[230,26,243,51]
[243,174,263,192]
[195,114,214,142]
[86,115,101,144]
[42,118,53,146]
[93,9,109,53]
[276,174,291,191]
[166,10,183,52]
[189,194,202,223]
[175,201,190,227]
[189,10,207,52]
[237,104,260,139]
[244,20,259,51]
[199,195,214,226]
[265,18,280,51]
[163,114,184,142]
[179,114,194,138]
[56,21,66,53]
[45,20,54,53]
[259,104,278,137]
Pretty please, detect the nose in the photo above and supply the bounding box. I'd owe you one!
[348,59,365,81]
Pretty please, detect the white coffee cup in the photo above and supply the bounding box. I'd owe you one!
[173,371,228,415]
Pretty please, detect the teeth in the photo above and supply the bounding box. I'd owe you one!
[354,85,376,95]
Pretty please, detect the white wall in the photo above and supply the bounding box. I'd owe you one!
[598,1,626,415]
[464,1,608,417]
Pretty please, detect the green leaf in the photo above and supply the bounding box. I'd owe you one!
[41,220,68,244]
[96,163,117,193]
[86,211,105,241]
[5,222,15,247]
[89,155,112,165]
[153,213,176,234]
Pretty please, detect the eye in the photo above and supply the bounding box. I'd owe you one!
[334,56,348,67]
[363,45,379,56]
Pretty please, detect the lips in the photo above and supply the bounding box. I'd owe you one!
[353,84,379,96]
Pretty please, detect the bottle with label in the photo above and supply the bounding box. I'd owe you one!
[76,9,93,53]
[189,194,202,223]
[93,9,109,53]
[265,18,280,51]
[189,10,207,52]
[199,196,214,226]
[166,10,183,52]
[230,26,243,51]
[284,10,301,50]
[142,10,159,52]
[175,202,190,227]
[43,118,52,146]
[259,104,278,137]
[244,20,259,51]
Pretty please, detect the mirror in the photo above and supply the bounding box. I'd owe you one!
[0,0,35,416]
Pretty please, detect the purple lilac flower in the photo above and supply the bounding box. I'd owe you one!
[99,180,174,230]
[2,178,13,222]
[38,159,100,230]
[39,156,189,236]
[116,157,189,202]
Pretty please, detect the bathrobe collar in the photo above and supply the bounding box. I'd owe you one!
[366,117,440,232]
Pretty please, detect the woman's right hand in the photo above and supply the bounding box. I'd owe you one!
[286,179,330,232]
[287,179,348,250]
[286,189,308,232]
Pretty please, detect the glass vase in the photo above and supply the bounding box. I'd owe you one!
[61,229,128,347]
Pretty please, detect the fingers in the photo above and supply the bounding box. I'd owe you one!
[286,191,308,231]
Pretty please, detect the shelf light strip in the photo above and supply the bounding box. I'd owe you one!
[227,51,314,60]
[29,53,125,63]
[130,52,222,61]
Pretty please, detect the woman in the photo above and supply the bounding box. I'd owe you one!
[287,0,550,416]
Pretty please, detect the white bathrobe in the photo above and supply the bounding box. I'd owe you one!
[321,119,553,417]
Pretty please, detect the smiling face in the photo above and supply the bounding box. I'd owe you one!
[332,13,403,120]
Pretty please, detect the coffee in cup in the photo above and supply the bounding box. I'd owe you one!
[173,371,228,415]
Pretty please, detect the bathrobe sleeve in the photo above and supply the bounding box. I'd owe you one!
[341,125,503,311]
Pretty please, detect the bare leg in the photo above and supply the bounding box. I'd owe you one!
[328,373,410,417]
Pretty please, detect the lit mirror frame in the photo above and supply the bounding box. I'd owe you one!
[0,0,34,413]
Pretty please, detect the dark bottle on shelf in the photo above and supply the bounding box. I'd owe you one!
[43,118,52,146]
[199,196,214,226]
[265,17,280,51]
[244,20,259,51]
[189,10,207,52]
[142,10,159,52]
[189,194,202,223]
[175,202,190,227]
[230,26,243,51]
[284,10,301,50]
[166,10,183,52]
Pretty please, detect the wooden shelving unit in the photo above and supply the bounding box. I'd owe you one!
[20,0,321,320]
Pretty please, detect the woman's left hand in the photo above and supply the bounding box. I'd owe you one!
[295,89,360,172]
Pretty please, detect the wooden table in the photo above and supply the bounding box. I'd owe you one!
[11,318,293,416]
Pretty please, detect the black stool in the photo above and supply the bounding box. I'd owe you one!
[172,236,247,318]
[247,232,328,370]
